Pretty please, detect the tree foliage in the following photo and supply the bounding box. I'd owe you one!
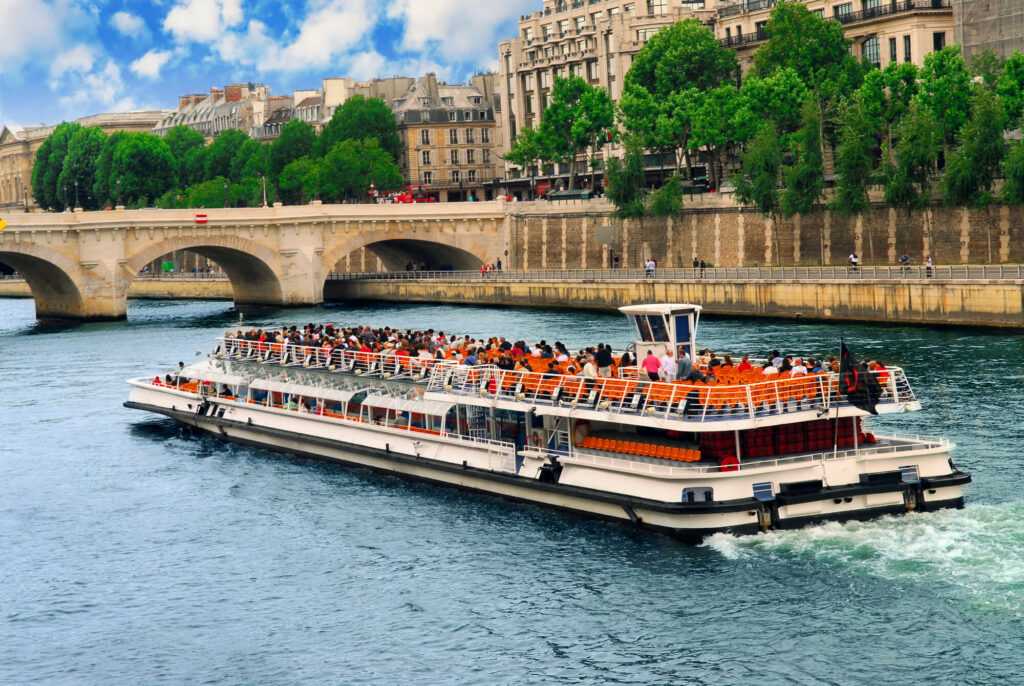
[163,125,205,186]
[647,174,683,217]
[319,138,404,202]
[204,129,249,180]
[270,119,316,180]
[31,122,81,211]
[918,46,973,149]
[734,123,783,220]
[317,95,401,160]
[109,132,176,207]
[884,100,941,210]
[832,98,878,216]
[1002,140,1024,204]
[781,98,824,217]
[536,76,614,189]
[58,126,106,210]
[942,88,1006,207]
[605,138,647,218]
[997,52,1024,129]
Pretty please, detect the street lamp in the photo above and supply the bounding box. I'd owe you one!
[116,178,122,207]
[259,174,268,207]
[63,185,69,211]
[222,180,229,208]
[74,179,79,210]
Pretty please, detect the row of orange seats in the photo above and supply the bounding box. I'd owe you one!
[580,436,701,463]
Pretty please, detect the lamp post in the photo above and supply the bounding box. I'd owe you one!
[223,180,229,208]
[116,178,122,207]
[63,185,69,211]
[259,174,268,207]
[74,179,79,210]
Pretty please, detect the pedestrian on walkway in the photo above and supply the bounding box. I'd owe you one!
[849,252,859,272]
[926,255,934,278]
[645,258,656,278]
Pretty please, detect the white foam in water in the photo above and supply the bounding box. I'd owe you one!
[702,503,1024,613]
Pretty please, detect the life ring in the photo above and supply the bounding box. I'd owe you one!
[719,454,740,472]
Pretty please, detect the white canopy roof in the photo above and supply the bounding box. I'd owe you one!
[619,303,703,315]
[362,394,454,416]
[195,369,247,387]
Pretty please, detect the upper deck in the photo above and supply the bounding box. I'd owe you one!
[218,337,919,432]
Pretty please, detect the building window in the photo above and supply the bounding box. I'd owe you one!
[464,110,472,121]
[862,36,880,68]
[482,128,490,144]
[451,170,461,183]
[448,111,457,122]
[420,129,430,145]
[483,149,491,163]
[467,149,475,163]
[541,70,552,88]
[422,150,431,165]
[449,128,458,144]
[575,16,585,31]
[591,11,604,24]
[889,37,897,63]
[451,149,459,165]
[834,3,852,18]
[558,19,569,35]
[587,60,599,81]
[933,32,946,52]
[423,171,432,184]
[755,21,768,38]
[624,3,635,13]
[543,24,552,40]
[647,0,667,15]
[468,169,477,182]
[465,129,475,144]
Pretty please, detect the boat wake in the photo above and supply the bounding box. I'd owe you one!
[702,503,1024,613]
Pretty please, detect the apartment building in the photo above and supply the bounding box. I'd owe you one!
[0,111,168,211]
[718,0,955,70]
[392,73,504,201]
[496,0,715,188]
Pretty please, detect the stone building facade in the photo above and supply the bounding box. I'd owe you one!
[953,0,1024,60]
[393,73,504,202]
[0,110,168,212]
[718,0,955,71]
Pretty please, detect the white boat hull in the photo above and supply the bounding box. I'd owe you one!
[126,381,969,540]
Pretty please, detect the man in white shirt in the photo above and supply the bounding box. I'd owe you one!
[763,364,779,376]
[581,355,598,379]
[791,357,808,376]
[659,349,678,381]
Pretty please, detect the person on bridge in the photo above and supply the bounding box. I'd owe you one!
[849,252,859,271]
[926,255,934,278]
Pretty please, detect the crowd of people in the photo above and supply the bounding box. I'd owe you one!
[226,323,889,391]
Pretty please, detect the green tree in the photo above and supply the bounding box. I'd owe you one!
[231,138,269,182]
[110,132,176,206]
[182,145,209,187]
[735,123,783,226]
[319,138,403,202]
[92,131,126,207]
[317,95,401,160]
[278,157,320,205]
[781,98,824,217]
[270,119,316,180]
[647,174,683,216]
[996,52,1024,129]
[1002,140,1024,204]
[503,126,547,197]
[918,46,973,151]
[884,100,941,210]
[163,125,205,186]
[832,97,878,216]
[942,88,1007,206]
[31,121,81,210]
[740,68,809,133]
[204,129,249,180]
[537,76,614,189]
[57,126,106,210]
[620,18,736,177]
[970,48,1005,91]
[604,138,647,218]
[183,176,232,208]
[689,84,755,190]
[753,0,861,101]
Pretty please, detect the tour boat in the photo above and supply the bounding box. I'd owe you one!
[124,304,970,540]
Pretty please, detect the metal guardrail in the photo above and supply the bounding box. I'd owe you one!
[136,272,229,280]
[328,264,1024,283]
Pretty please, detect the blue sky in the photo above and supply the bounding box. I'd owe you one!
[0,0,534,129]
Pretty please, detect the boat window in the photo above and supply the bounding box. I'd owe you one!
[647,315,669,342]
[635,315,655,342]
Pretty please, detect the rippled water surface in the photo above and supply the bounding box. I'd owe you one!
[2,297,1023,685]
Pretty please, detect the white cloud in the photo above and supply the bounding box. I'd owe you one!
[213,0,378,74]
[110,10,147,38]
[164,0,243,43]
[57,60,127,110]
[130,49,172,79]
[49,45,97,81]
[0,0,68,75]
[388,0,535,64]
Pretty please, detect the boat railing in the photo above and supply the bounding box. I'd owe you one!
[218,337,455,381]
[427,364,916,424]
[530,436,949,475]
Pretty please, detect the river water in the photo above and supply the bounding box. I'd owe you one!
[2,297,1023,685]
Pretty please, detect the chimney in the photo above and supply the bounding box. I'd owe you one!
[210,86,224,100]
[225,84,245,102]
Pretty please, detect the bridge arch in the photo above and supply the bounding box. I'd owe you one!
[126,236,285,306]
[322,236,486,276]
[0,247,87,320]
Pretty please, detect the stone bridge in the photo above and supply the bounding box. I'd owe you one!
[0,201,510,320]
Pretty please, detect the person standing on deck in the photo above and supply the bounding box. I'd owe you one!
[641,351,662,381]
[659,349,678,382]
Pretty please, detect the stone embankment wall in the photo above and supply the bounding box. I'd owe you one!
[505,204,1024,271]
[0,278,233,301]
[326,279,1024,329]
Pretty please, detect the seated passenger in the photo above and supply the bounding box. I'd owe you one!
[763,364,779,376]
[737,355,753,373]
[791,357,808,376]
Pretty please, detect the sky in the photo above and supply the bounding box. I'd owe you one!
[0,0,535,129]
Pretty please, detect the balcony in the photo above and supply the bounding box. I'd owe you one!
[718,0,952,48]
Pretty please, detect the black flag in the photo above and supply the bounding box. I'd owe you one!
[839,341,881,415]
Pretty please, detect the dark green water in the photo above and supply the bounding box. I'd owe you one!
[2,297,1023,685]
